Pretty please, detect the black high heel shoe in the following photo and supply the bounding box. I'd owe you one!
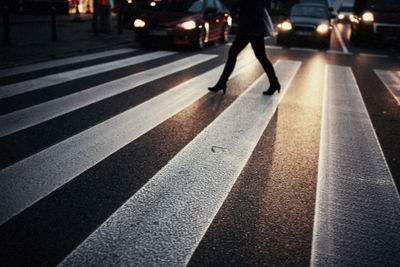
[263,81,281,95]
[208,84,227,94]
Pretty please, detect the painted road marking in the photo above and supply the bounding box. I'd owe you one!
[327,50,353,55]
[0,54,217,137]
[333,24,349,54]
[311,65,400,266]
[265,45,283,50]
[359,53,388,58]
[0,51,176,100]
[59,60,301,267]
[0,55,255,226]
[374,69,400,104]
[0,48,136,78]
[290,47,318,53]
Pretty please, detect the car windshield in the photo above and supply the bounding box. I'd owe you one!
[150,0,204,13]
[339,6,353,12]
[367,0,400,11]
[300,0,328,6]
[291,5,328,18]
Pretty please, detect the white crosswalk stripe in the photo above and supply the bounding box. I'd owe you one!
[312,65,400,266]
[0,50,176,99]
[0,47,399,266]
[0,48,137,78]
[0,53,217,137]
[374,69,400,104]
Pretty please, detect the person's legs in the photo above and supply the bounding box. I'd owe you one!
[250,36,279,85]
[214,34,249,86]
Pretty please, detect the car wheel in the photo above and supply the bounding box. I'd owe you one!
[350,30,359,44]
[221,24,229,43]
[196,27,206,50]
[277,35,286,46]
[321,36,330,48]
[350,32,362,46]
[136,36,148,48]
[350,27,366,46]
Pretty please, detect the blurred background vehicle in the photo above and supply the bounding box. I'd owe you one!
[299,0,335,14]
[350,0,400,45]
[276,2,334,48]
[337,0,354,22]
[133,0,231,49]
[299,0,329,8]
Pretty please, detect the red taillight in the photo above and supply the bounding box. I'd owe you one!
[101,0,106,5]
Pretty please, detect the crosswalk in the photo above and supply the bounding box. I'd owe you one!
[374,69,400,104]
[0,47,399,266]
[312,65,400,266]
[0,53,217,137]
[0,48,137,79]
[0,51,177,100]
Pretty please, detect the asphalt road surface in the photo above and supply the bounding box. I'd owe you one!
[0,21,399,266]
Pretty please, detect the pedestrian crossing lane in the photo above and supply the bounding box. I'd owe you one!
[0,50,399,266]
[0,53,255,226]
[0,50,176,99]
[59,60,302,266]
[0,53,217,137]
[0,48,137,79]
[312,65,400,266]
[374,69,400,104]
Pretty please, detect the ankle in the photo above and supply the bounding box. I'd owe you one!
[271,79,279,85]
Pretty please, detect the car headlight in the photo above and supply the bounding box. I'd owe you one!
[349,14,358,23]
[178,20,197,30]
[316,24,329,34]
[338,14,345,20]
[227,15,232,26]
[279,21,292,31]
[134,19,146,28]
[362,11,374,22]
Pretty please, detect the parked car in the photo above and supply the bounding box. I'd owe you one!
[350,0,400,44]
[133,0,232,49]
[277,3,333,48]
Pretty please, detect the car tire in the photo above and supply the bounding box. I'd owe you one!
[220,24,229,43]
[277,35,286,46]
[350,27,366,46]
[350,31,359,44]
[136,36,148,48]
[351,33,363,46]
[321,36,330,48]
[196,27,206,50]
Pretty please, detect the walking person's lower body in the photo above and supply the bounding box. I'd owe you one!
[208,34,280,95]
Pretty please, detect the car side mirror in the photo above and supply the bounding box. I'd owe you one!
[204,7,217,14]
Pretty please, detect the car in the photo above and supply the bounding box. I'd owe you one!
[277,3,333,48]
[350,0,400,44]
[299,0,329,8]
[133,0,232,49]
[337,1,354,22]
